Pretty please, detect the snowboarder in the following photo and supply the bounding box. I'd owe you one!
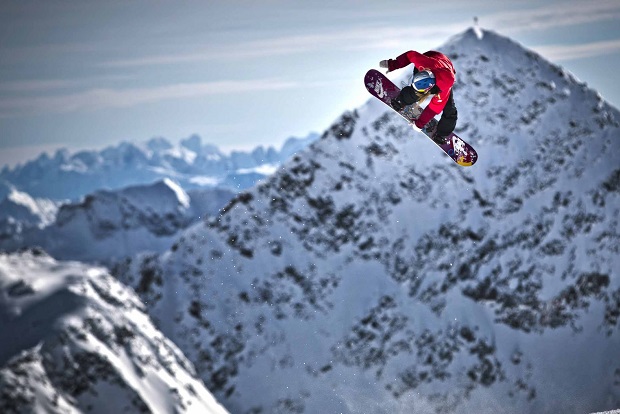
[380,50,457,144]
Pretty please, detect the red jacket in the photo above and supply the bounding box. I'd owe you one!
[388,50,456,127]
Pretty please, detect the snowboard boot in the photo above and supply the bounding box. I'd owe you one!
[390,98,404,111]
[432,132,449,145]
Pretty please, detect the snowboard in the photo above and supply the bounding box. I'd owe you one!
[364,69,478,167]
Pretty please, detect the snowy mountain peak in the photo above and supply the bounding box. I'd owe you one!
[0,187,58,228]
[0,179,236,263]
[164,177,191,207]
[146,136,174,152]
[180,134,205,153]
[439,27,587,93]
[115,178,191,212]
[0,249,229,413]
[445,27,526,55]
[116,27,620,414]
[472,24,484,40]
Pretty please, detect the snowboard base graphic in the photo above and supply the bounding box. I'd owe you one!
[364,69,478,167]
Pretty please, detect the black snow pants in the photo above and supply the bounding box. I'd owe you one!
[435,90,457,138]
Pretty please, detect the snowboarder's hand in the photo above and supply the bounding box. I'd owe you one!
[379,59,391,73]
[391,97,404,111]
[411,123,422,133]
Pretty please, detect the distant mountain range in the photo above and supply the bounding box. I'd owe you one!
[0,133,319,201]
[1,179,236,263]
[0,134,318,263]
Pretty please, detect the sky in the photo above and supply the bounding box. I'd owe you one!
[1,0,620,168]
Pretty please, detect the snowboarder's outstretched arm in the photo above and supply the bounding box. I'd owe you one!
[384,50,436,72]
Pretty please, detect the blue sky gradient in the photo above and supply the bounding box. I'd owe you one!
[1,0,620,166]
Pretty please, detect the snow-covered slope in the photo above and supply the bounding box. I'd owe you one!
[115,28,620,413]
[0,133,319,201]
[0,188,58,227]
[0,249,229,414]
[0,186,59,244]
[0,179,235,263]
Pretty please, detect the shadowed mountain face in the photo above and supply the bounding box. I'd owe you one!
[115,29,620,414]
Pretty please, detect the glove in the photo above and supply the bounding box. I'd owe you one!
[379,59,391,73]
[411,123,421,132]
[391,98,404,111]
[399,86,420,105]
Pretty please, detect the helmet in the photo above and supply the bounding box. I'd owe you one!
[412,69,436,93]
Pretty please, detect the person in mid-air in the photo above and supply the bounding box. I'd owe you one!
[380,50,457,144]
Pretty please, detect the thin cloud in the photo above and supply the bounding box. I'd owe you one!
[0,79,79,93]
[0,76,132,93]
[101,31,389,68]
[102,26,458,68]
[100,1,620,69]
[532,39,620,62]
[0,78,297,117]
[484,0,620,33]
